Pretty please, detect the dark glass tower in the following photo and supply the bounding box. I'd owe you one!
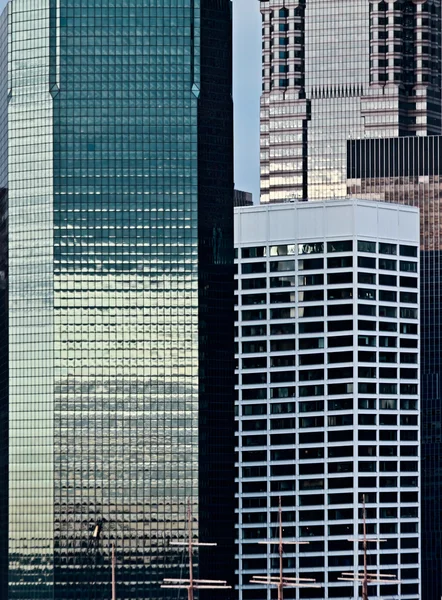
[348,135,442,600]
[1,1,234,599]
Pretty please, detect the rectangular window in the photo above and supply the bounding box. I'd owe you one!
[270,307,295,319]
[299,257,323,270]
[358,256,376,269]
[299,289,324,302]
[328,288,353,301]
[242,309,266,321]
[242,293,266,305]
[400,245,418,257]
[298,353,324,366]
[358,288,376,301]
[270,275,297,288]
[328,272,353,285]
[270,323,295,336]
[379,274,397,287]
[328,240,353,253]
[328,320,353,332]
[299,337,324,350]
[358,240,376,253]
[270,339,296,352]
[299,400,324,413]
[242,246,265,258]
[242,341,267,354]
[299,321,324,334]
[379,242,397,255]
[400,276,417,289]
[299,273,324,286]
[270,244,296,256]
[242,262,266,274]
[270,260,295,272]
[329,335,353,348]
[328,304,353,316]
[299,368,324,381]
[400,291,418,304]
[379,258,396,271]
[242,278,266,290]
[358,272,376,285]
[242,325,267,337]
[380,336,397,348]
[270,292,295,304]
[379,306,397,318]
[358,351,376,364]
[242,357,267,370]
[358,304,376,316]
[400,260,417,273]
[400,307,418,319]
[379,290,397,303]
[298,242,324,255]
[298,305,324,318]
[328,256,353,269]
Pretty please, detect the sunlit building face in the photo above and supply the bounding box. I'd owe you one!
[259,0,441,203]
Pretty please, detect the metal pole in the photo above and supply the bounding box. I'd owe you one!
[278,496,283,600]
[188,500,194,600]
[112,542,116,600]
[362,496,368,600]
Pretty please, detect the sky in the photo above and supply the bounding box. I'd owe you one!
[0,0,262,201]
[233,0,261,203]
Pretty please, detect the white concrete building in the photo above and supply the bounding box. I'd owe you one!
[235,199,420,600]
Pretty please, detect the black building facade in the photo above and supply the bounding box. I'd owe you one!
[348,134,442,600]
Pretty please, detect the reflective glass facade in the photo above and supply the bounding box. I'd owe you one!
[2,1,234,599]
[260,0,442,203]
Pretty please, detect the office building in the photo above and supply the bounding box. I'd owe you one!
[347,134,442,599]
[259,1,442,595]
[1,1,235,599]
[259,0,441,203]
[234,189,254,207]
[235,199,420,600]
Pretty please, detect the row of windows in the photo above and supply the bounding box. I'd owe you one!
[241,398,417,414]
[240,300,418,322]
[239,271,418,291]
[240,336,417,354]
[242,446,417,465]
[242,429,417,446]
[237,241,417,258]
[240,365,417,385]
[240,351,416,371]
[240,257,417,273]
[239,321,418,338]
[241,413,417,429]
[239,303,416,320]
[241,477,419,494]
[238,285,417,307]
[240,384,417,402]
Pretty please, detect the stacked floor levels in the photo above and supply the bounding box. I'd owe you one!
[235,199,420,600]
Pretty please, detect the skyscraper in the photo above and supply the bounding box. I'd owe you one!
[259,1,442,596]
[259,0,441,203]
[1,1,235,599]
[235,199,420,600]
[347,134,442,599]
